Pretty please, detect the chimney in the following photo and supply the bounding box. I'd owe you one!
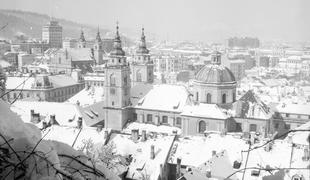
[97,124,103,132]
[42,121,48,129]
[159,164,163,180]
[206,169,211,178]
[176,158,181,179]
[77,117,83,129]
[212,150,217,157]
[150,145,155,159]
[131,129,139,141]
[173,130,178,140]
[50,115,56,125]
[31,111,40,123]
[30,109,34,115]
[104,130,109,139]
[141,130,147,142]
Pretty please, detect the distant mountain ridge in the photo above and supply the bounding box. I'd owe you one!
[0,9,109,41]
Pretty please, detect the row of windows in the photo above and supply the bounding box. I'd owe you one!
[7,85,82,101]
[145,114,182,126]
[196,92,236,103]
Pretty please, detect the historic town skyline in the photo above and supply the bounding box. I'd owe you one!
[1,0,310,42]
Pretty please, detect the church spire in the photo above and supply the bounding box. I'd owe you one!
[136,27,149,54]
[110,22,125,56]
[95,26,102,42]
[79,28,86,42]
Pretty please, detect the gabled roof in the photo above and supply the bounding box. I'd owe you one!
[81,101,105,127]
[233,90,271,119]
[130,84,153,106]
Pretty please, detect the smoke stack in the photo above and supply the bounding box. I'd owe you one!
[176,158,181,179]
[141,130,147,142]
[150,145,155,159]
[77,117,83,129]
[131,129,139,141]
[97,124,103,132]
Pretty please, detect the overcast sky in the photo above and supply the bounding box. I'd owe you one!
[1,0,310,43]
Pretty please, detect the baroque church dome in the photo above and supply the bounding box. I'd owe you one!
[194,51,235,84]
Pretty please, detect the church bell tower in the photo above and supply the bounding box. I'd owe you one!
[103,23,131,130]
[131,28,154,87]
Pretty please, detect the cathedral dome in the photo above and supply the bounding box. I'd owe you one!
[194,64,235,84]
[194,51,235,84]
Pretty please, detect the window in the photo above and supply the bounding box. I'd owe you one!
[110,74,116,86]
[136,71,142,82]
[124,89,128,96]
[162,116,168,124]
[285,124,291,130]
[196,92,199,101]
[198,121,206,133]
[206,93,211,103]
[110,88,116,95]
[222,93,226,103]
[233,92,236,102]
[147,114,152,123]
[176,117,182,125]
[274,123,279,129]
[236,123,242,132]
[124,76,128,85]
[133,113,137,120]
[112,101,114,106]
[249,124,257,132]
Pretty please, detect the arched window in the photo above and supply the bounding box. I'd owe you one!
[136,70,142,82]
[162,116,168,124]
[198,121,206,133]
[207,93,212,103]
[196,92,199,101]
[110,74,116,86]
[233,92,236,102]
[222,93,226,104]
[124,76,128,85]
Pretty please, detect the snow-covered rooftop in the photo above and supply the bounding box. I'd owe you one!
[275,103,310,115]
[11,101,82,127]
[67,86,104,107]
[169,134,309,180]
[43,126,110,150]
[108,133,175,180]
[135,84,191,112]
[181,103,227,119]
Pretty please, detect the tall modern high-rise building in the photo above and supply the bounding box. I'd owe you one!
[42,21,63,48]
